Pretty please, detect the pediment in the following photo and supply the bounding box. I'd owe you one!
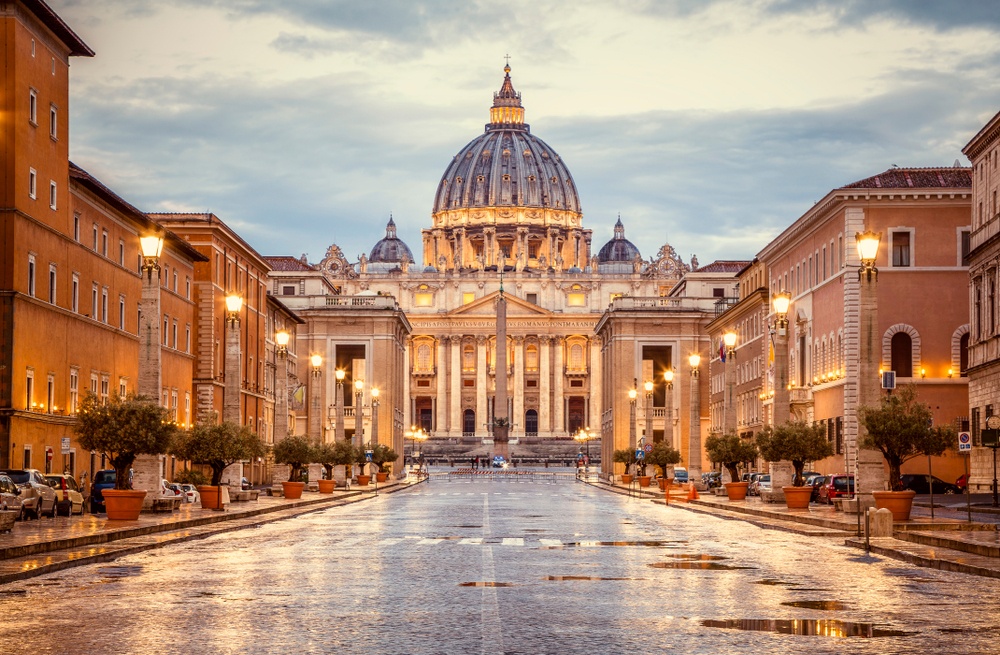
[448,291,552,317]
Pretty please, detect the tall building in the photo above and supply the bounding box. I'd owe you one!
[268,65,710,473]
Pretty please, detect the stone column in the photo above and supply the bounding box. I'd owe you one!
[450,336,462,437]
[553,337,564,434]
[436,336,447,432]
[589,338,602,430]
[513,336,524,438]
[857,235,887,497]
[402,338,411,433]
[133,257,163,508]
[476,336,488,437]
[539,336,551,435]
[770,305,794,496]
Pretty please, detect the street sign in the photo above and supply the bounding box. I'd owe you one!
[959,431,972,452]
[644,443,653,453]
[635,449,644,460]
[61,437,70,454]
[365,450,373,462]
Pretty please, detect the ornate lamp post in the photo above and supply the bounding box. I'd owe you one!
[723,330,738,437]
[663,369,674,449]
[354,378,364,450]
[271,329,291,486]
[574,427,594,473]
[628,380,638,452]
[856,229,885,498]
[644,380,654,445]
[370,387,380,445]
[335,369,346,442]
[134,234,164,505]
[688,353,702,483]
[223,293,243,425]
[405,425,428,475]
[772,291,792,426]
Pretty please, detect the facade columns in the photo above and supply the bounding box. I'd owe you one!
[539,336,551,435]
[513,337,524,437]
[450,336,462,437]
[589,338,602,430]
[436,336,447,433]
[553,337,564,434]
[476,336,488,436]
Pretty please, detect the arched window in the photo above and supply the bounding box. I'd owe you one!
[525,409,538,435]
[463,344,475,371]
[416,344,431,371]
[891,332,913,377]
[463,409,476,435]
[526,344,538,372]
[960,332,970,376]
[569,343,584,371]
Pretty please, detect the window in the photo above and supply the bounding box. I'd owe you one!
[416,344,432,371]
[526,293,537,304]
[119,240,125,266]
[89,373,98,395]
[92,225,98,250]
[172,321,177,348]
[49,104,57,139]
[163,316,168,345]
[25,369,34,410]
[69,368,79,414]
[101,230,108,257]
[172,271,178,292]
[890,332,913,378]
[49,181,57,209]
[119,295,126,329]
[73,214,80,241]
[119,378,127,398]
[185,326,191,353]
[891,230,911,267]
[101,288,108,323]
[185,277,191,299]
[27,254,36,297]
[28,168,36,199]
[463,409,476,435]
[463,344,475,371]
[462,292,475,305]
[525,409,538,435]
[100,376,109,404]
[71,274,79,312]
[91,284,98,320]
[713,288,725,298]
[48,264,56,304]
[567,284,585,307]
[47,374,54,414]
[960,229,971,267]
[526,344,539,372]
[415,284,433,307]
[28,89,37,124]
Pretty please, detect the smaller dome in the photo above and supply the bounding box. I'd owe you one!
[567,265,582,274]
[423,264,438,273]
[369,216,413,263]
[597,216,641,262]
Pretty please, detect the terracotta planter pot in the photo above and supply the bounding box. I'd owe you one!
[724,481,749,501]
[638,476,652,488]
[317,479,336,494]
[658,478,669,491]
[198,485,221,509]
[102,489,147,520]
[621,474,634,485]
[282,481,305,499]
[872,490,916,521]
[357,475,371,486]
[782,485,813,509]
[376,472,388,483]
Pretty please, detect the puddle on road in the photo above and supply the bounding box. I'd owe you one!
[781,600,848,611]
[0,590,27,596]
[755,579,800,586]
[544,575,644,582]
[664,554,727,561]
[459,582,515,587]
[650,561,756,570]
[449,525,482,529]
[702,618,912,638]
[96,565,144,578]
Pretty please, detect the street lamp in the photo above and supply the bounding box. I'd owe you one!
[663,369,674,449]
[223,293,243,427]
[275,330,290,356]
[856,228,885,498]
[135,233,164,506]
[405,425,428,475]
[334,369,346,442]
[772,290,791,426]
[574,427,594,473]
[688,353,702,483]
[354,378,364,450]
[309,354,323,445]
[628,380,638,452]
[370,387,380,448]
[723,330,738,437]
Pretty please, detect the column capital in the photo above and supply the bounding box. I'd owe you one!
[512,335,525,345]
[476,334,489,345]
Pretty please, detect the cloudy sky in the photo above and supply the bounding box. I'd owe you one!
[55,0,1000,267]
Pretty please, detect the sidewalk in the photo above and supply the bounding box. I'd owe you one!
[0,478,422,585]
[590,479,1000,579]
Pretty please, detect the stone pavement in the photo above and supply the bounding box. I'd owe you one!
[592,478,1000,579]
[0,477,421,584]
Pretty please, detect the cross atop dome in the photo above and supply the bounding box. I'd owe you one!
[489,60,526,130]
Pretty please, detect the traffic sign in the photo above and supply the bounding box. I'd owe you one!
[959,431,972,452]
[644,443,653,453]
[61,437,71,454]
[635,449,644,460]
[365,450,373,462]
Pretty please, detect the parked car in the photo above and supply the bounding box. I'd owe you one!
[703,471,722,488]
[0,473,24,516]
[899,474,961,495]
[750,474,771,495]
[492,455,507,468]
[44,474,85,515]
[673,467,689,484]
[241,477,252,491]
[817,474,854,504]
[800,471,821,485]
[161,480,183,498]
[90,469,117,513]
[179,484,201,504]
[808,475,828,503]
[747,472,764,495]
[957,473,969,490]
[0,469,57,519]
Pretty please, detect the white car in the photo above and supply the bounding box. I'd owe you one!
[0,469,57,519]
[179,484,200,504]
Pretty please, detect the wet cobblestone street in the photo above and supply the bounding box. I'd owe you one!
[3,475,999,654]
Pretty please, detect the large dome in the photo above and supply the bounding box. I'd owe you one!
[432,65,581,215]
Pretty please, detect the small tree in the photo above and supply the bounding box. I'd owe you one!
[645,442,682,479]
[75,392,176,490]
[315,440,354,480]
[372,443,399,474]
[860,385,955,491]
[272,435,314,483]
[174,468,209,486]
[755,421,834,487]
[705,432,758,483]
[612,449,637,476]
[170,419,267,486]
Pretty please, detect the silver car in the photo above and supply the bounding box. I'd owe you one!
[0,473,23,516]
[0,469,57,519]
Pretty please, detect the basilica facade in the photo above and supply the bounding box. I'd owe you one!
[267,66,726,465]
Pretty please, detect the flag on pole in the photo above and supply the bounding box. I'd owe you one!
[719,338,726,363]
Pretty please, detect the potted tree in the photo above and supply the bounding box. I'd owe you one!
[354,444,373,485]
[314,441,354,492]
[645,442,682,491]
[272,435,314,499]
[705,432,758,501]
[372,443,399,483]
[612,449,637,484]
[755,421,833,509]
[860,385,955,520]
[75,392,176,519]
[171,420,266,509]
